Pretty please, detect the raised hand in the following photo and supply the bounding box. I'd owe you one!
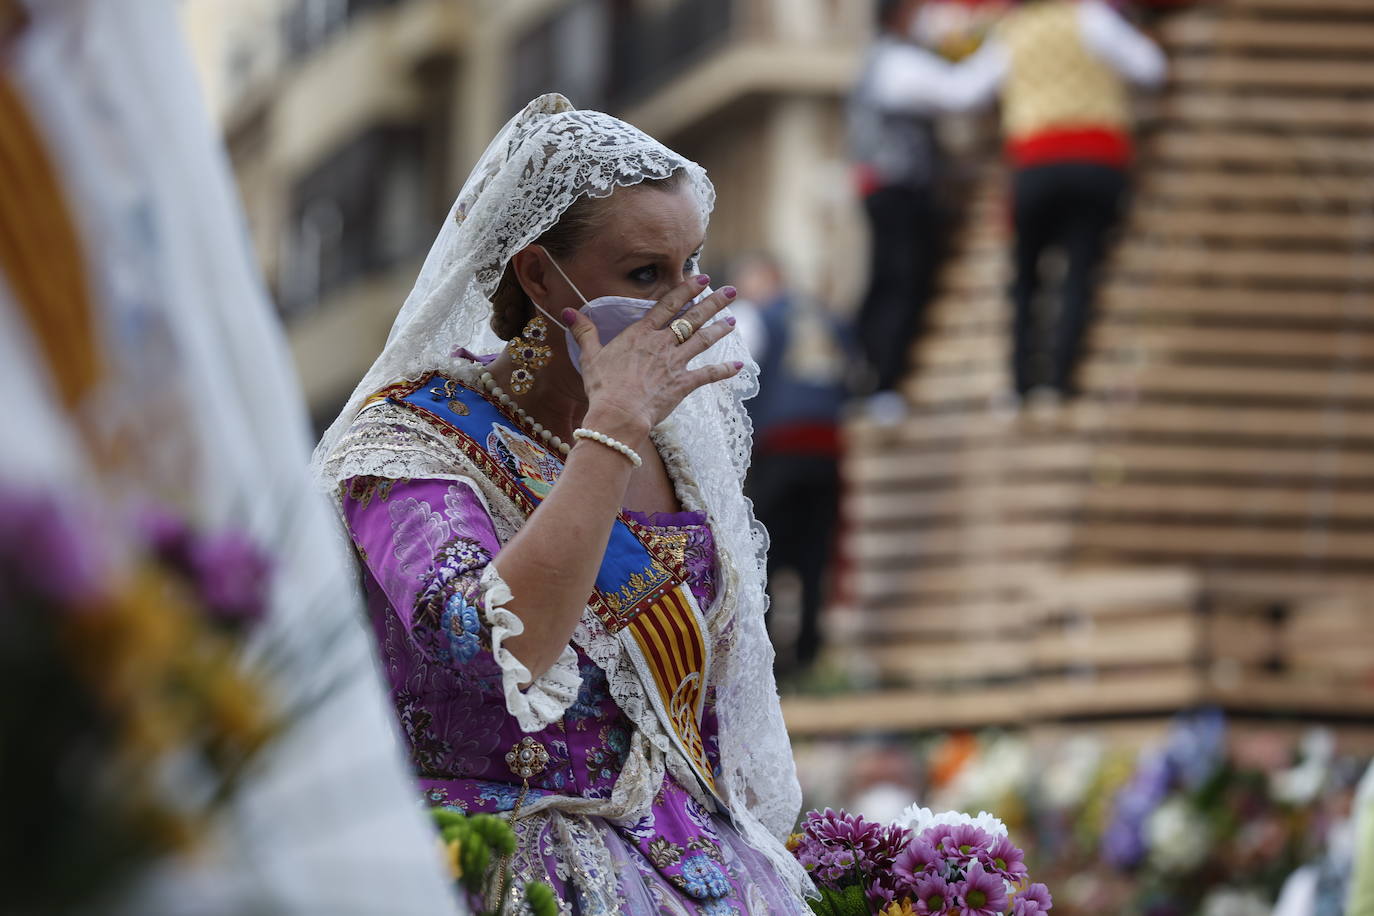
[566,274,742,441]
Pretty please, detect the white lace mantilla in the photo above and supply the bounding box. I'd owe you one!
[313,93,810,901]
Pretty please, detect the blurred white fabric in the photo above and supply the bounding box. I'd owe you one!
[3,1,461,911]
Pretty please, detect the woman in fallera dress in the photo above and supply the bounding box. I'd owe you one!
[313,94,813,914]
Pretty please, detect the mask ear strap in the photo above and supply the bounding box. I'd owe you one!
[535,244,589,306]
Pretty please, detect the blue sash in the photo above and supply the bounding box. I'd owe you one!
[384,373,720,800]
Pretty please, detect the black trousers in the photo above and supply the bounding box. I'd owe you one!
[747,452,840,668]
[857,185,942,393]
[1010,163,1127,396]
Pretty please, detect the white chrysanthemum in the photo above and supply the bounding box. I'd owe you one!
[1043,736,1104,809]
[1199,887,1271,916]
[1145,798,1212,873]
[897,805,1009,839]
[944,735,1033,807]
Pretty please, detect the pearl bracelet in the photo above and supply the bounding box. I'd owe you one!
[572,428,643,468]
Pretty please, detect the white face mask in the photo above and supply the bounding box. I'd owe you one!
[533,247,711,372]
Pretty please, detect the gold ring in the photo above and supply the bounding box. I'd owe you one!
[669,318,695,344]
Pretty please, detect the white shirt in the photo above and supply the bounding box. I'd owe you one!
[871,0,1167,115]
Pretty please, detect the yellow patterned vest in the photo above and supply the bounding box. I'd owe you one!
[998,0,1131,140]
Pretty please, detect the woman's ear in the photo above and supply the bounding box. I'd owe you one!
[510,246,552,306]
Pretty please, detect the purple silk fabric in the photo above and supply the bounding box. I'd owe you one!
[342,475,802,914]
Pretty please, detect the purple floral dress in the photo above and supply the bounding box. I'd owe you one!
[341,445,807,913]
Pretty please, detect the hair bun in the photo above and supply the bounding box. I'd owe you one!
[525,93,575,119]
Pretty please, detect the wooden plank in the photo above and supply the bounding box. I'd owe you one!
[1136,171,1374,208]
[1115,244,1374,283]
[852,559,1055,603]
[851,521,1075,562]
[1130,205,1371,245]
[1034,611,1279,667]
[848,600,1048,638]
[847,481,1085,521]
[1035,612,1202,667]
[1073,521,1374,562]
[926,285,1374,330]
[904,360,1374,404]
[1170,55,1374,93]
[845,401,1374,448]
[850,441,1374,485]
[1082,361,1374,400]
[870,638,1030,683]
[853,521,1374,565]
[1098,285,1373,324]
[1161,15,1374,54]
[846,440,1090,482]
[1204,568,1374,601]
[855,565,1374,613]
[851,481,1374,526]
[1235,0,1374,13]
[1286,644,1374,678]
[782,686,1031,735]
[1284,599,1372,643]
[1082,484,1374,523]
[1034,667,1208,717]
[917,324,1373,368]
[1037,567,1201,607]
[1147,130,1374,173]
[1163,92,1374,132]
[1215,672,1374,715]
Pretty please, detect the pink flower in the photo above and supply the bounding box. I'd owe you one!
[869,876,898,907]
[140,506,271,627]
[188,529,272,626]
[1012,883,1052,916]
[952,862,1007,916]
[914,874,954,915]
[0,489,108,606]
[803,808,885,856]
[981,835,1028,880]
[942,824,994,862]
[893,837,941,893]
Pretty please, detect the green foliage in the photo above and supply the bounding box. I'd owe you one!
[469,813,517,858]
[807,883,872,916]
[524,880,559,916]
[429,806,564,916]
[460,840,491,894]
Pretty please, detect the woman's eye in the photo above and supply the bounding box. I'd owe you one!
[629,265,657,284]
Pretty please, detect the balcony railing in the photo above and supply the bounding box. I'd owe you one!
[508,0,867,115]
[608,0,735,109]
[282,0,404,61]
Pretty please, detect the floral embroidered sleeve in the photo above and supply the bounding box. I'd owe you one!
[341,475,580,731]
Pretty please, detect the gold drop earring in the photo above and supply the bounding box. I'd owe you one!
[506,314,551,395]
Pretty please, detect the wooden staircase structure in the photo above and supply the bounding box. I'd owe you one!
[784,0,1374,736]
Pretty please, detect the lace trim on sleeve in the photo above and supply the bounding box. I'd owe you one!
[476,564,581,732]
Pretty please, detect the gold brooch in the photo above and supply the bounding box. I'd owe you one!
[505,736,549,780]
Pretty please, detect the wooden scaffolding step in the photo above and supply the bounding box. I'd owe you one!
[1170,55,1374,93]
[1161,14,1374,54]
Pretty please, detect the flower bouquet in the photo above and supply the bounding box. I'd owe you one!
[431,808,559,916]
[0,487,280,911]
[790,806,1052,916]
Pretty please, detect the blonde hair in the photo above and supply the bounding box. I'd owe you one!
[488,170,688,339]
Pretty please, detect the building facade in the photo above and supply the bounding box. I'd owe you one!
[184,0,870,425]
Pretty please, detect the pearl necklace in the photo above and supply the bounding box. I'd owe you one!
[479,370,571,456]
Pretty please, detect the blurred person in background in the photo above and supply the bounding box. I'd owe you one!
[314,95,811,912]
[848,0,966,425]
[732,252,851,673]
[951,0,1167,413]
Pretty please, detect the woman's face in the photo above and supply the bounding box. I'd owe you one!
[537,185,706,315]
